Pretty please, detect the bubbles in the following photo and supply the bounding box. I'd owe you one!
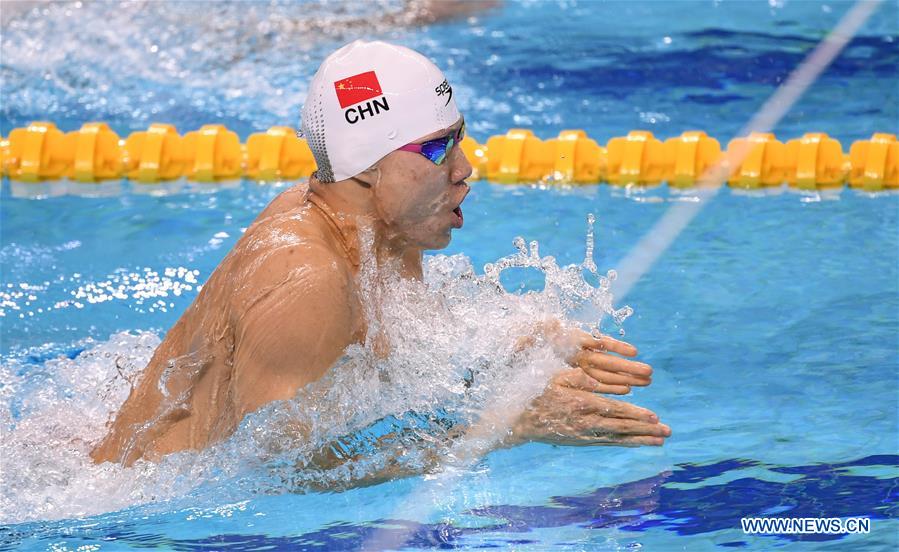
[0,332,165,522]
[0,215,632,523]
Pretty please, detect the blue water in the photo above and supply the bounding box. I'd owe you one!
[2,1,898,550]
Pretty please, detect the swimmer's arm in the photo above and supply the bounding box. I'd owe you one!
[305,384,671,490]
[232,253,360,416]
[300,416,472,490]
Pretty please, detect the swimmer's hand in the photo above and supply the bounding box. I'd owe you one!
[518,320,653,395]
[508,369,671,447]
[562,329,653,395]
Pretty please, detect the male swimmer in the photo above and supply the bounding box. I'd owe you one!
[91,41,671,468]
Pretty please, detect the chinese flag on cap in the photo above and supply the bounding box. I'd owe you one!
[334,71,383,109]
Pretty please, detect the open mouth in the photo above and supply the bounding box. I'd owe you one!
[451,184,469,229]
[452,205,464,227]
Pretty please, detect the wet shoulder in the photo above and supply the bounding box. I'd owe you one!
[254,183,310,222]
[237,185,341,268]
[224,189,354,316]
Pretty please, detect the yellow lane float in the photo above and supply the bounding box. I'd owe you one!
[123,123,186,182]
[784,133,847,190]
[245,126,316,181]
[2,121,896,190]
[848,133,898,191]
[663,131,722,188]
[726,132,787,189]
[182,124,243,182]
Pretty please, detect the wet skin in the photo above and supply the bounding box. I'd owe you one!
[91,118,670,467]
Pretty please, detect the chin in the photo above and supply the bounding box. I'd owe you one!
[423,231,453,250]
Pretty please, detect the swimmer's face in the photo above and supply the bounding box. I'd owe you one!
[370,118,472,250]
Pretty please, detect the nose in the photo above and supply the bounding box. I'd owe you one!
[450,141,473,184]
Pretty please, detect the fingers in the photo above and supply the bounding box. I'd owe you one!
[577,411,672,446]
[555,369,633,395]
[579,333,638,357]
[588,417,672,437]
[554,369,603,392]
[577,350,652,379]
[564,388,659,422]
[587,435,667,447]
[519,382,671,448]
[566,419,671,445]
[597,384,631,395]
[567,331,654,389]
[581,367,649,387]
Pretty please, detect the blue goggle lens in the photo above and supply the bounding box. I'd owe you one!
[419,124,465,165]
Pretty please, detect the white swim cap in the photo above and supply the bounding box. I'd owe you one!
[300,40,461,182]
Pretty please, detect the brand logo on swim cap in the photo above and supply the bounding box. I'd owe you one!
[435,79,452,107]
[334,71,390,125]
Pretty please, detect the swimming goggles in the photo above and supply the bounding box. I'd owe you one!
[397,122,465,165]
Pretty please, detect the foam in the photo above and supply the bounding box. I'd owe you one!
[0,216,631,523]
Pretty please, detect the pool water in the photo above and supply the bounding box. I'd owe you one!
[1,1,897,550]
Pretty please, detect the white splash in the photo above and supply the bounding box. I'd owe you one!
[0,215,631,524]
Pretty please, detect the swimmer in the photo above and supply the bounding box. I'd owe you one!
[91,40,671,468]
